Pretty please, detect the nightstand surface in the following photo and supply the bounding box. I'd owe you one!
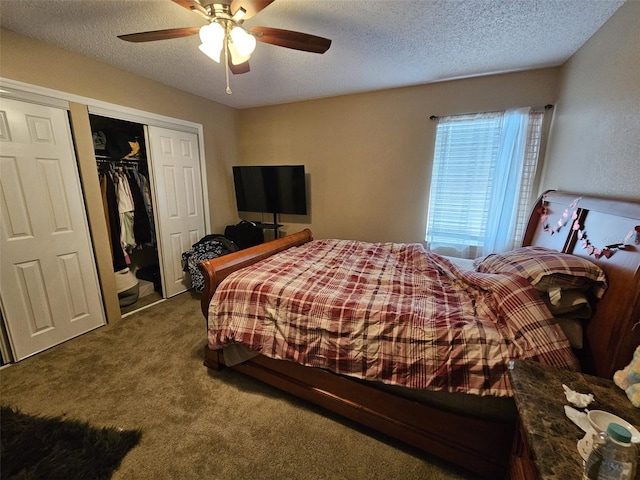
[508,359,640,480]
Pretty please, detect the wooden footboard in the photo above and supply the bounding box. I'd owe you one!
[197,228,313,318]
[204,345,514,479]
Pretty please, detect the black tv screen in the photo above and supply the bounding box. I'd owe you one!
[232,165,307,215]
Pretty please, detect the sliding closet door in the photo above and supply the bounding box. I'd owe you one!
[0,98,105,360]
[147,126,205,297]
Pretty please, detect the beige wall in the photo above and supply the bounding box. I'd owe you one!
[540,1,640,201]
[238,69,560,242]
[239,0,640,243]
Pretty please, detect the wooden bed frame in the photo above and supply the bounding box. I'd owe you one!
[198,191,640,479]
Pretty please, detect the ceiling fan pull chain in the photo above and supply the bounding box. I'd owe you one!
[224,38,232,95]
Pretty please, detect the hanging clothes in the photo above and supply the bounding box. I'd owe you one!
[101,171,128,272]
[115,170,135,252]
[98,165,155,271]
[99,174,112,247]
[131,169,155,244]
[125,171,152,246]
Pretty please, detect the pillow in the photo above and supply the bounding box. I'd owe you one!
[554,316,584,349]
[541,289,593,318]
[473,246,608,299]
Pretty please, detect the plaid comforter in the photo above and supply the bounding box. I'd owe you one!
[207,239,579,396]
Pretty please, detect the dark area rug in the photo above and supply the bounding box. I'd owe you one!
[0,405,141,480]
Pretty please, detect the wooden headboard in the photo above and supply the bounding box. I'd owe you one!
[524,190,640,378]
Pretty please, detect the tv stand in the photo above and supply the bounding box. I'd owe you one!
[256,213,283,238]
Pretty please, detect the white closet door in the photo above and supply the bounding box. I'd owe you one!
[0,97,105,361]
[147,126,205,297]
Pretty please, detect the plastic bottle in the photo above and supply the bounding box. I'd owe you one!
[583,422,638,480]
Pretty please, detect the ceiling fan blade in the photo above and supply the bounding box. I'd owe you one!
[118,27,200,43]
[250,27,331,54]
[229,59,251,75]
[172,0,209,17]
[230,0,275,20]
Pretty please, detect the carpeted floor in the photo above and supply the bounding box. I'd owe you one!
[0,292,480,480]
[121,291,163,316]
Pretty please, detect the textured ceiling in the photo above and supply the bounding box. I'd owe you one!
[0,0,626,109]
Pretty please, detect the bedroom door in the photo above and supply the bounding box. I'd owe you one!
[0,97,105,360]
[146,126,205,297]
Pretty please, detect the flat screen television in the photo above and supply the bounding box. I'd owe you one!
[232,165,307,215]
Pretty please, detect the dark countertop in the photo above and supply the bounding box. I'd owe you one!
[508,359,640,480]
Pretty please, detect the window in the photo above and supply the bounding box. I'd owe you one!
[425,107,545,258]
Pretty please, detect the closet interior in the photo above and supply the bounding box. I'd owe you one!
[90,114,162,314]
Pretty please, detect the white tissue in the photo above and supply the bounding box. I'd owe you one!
[562,384,594,408]
[564,405,590,432]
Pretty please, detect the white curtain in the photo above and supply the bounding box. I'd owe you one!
[482,107,530,255]
[425,107,545,259]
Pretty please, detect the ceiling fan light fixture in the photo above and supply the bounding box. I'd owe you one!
[199,21,224,44]
[120,0,332,95]
[230,25,257,57]
[198,42,222,63]
[228,41,251,65]
[198,22,225,63]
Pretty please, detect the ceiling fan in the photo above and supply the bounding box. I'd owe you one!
[118,0,332,94]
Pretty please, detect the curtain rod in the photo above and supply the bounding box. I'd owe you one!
[429,104,553,121]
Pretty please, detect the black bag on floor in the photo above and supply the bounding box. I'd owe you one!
[224,221,264,249]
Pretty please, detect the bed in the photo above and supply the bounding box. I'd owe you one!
[198,190,640,479]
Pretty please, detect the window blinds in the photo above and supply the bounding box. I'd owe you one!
[425,108,545,258]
